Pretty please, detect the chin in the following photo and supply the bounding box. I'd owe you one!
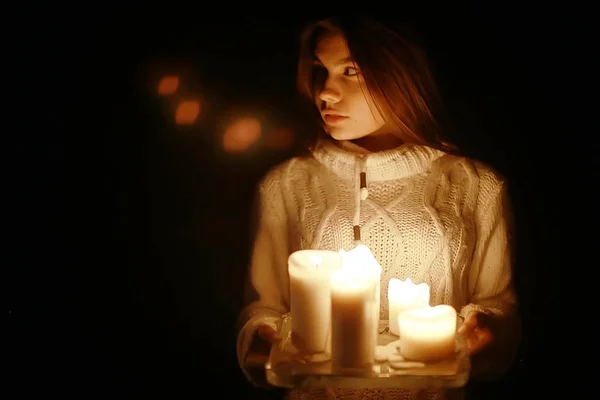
[327,128,364,142]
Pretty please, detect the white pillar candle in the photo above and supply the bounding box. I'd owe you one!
[330,245,382,370]
[397,305,458,362]
[339,244,383,320]
[288,249,342,354]
[387,277,430,336]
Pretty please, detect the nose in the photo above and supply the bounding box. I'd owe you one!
[318,78,341,104]
[319,88,341,103]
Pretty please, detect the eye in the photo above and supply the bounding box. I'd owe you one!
[344,66,359,76]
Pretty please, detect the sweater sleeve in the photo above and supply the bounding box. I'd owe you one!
[461,177,521,377]
[461,180,517,317]
[236,168,292,386]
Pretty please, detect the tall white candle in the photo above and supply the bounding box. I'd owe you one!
[339,244,383,320]
[288,249,342,354]
[330,245,382,370]
[387,278,430,336]
[397,305,457,362]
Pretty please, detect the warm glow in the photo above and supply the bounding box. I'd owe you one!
[157,75,180,95]
[397,304,457,362]
[288,250,343,278]
[222,117,262,152]
[332,245,382,290]
[387,277,431,336]
[339,244,382,276]
[310,254,323,267]
[175,100,201,125]
[265,128,295,150]
[330,270,373,291]
[388,278,430,305]
[400,305,457,338]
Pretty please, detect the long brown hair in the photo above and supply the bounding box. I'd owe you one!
[296,16,460,154]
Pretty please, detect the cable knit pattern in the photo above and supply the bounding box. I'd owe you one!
[237,139,517,400]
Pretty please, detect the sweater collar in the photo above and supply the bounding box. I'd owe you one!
[311,139,445,181]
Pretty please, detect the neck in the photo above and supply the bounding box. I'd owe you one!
[350,133,403,153]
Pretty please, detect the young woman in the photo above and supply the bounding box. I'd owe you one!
[236,16,520,400]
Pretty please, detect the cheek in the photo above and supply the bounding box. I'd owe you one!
[369,107,385,126]
[348,87,380,119]
[361,92,384,123]
[354,97,384,127]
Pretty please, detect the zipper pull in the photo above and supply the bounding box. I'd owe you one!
[360,172,369,200]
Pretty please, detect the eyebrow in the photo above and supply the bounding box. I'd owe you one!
[312,55,355,65]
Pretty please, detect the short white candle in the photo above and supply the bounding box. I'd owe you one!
[397,305,457,362]
[330,245,382,370]
[288,250,342,354]
[387,278,430,336]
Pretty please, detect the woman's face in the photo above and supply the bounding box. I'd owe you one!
[313,31,394,141]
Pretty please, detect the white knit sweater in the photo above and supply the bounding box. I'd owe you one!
[237,139,517,400]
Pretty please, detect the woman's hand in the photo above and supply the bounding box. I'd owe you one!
[459,312,494,356]
[244,325,280,388]
[459,310,520,380]
[458,312,495,377]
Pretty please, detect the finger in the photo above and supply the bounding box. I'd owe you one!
[457,314,477,335]
[244,353,273,389]
[257,325,279,342]
[245,352,269,368]
[467,327,494,356]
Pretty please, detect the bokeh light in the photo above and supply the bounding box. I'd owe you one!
[175,100,201,125]
[223,117,262,152]
[157,75,180,96]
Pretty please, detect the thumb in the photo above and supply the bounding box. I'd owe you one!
[458,313,478,334]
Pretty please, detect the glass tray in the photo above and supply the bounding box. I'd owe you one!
[265,314,470,389]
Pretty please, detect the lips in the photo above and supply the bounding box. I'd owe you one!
[324,114,348,124]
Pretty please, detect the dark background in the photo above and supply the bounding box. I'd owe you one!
[11,5,595,399]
